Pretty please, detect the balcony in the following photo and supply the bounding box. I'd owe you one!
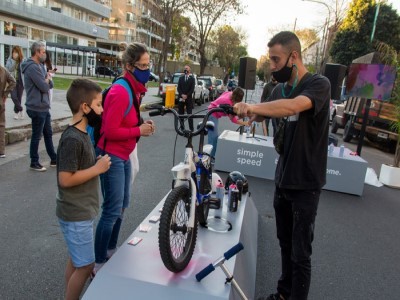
[0,0,108,39]
[97,34,138,44]
[136,27,164,42]
[63,0,110,18]
[141,13,166,29]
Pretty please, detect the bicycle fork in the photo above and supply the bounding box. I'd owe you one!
[171,147,197,229]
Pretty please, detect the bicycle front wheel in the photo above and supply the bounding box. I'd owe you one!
[158,185,198,273]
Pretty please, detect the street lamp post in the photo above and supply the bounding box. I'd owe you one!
[302,0,331,73]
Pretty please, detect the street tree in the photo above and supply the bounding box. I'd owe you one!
[330,0,400,66]
[186,0,244,75]
[158,0,187,82]
[212,25,246,72]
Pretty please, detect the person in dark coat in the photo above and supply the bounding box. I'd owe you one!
[177,65,195,131]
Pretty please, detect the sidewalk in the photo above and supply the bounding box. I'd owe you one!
[4,82,162,145]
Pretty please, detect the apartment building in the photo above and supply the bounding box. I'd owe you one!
[96,0,165,72]
[0,0,166,75]
[0,0,110,75]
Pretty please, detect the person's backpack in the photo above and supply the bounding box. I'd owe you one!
[88,77,140,149]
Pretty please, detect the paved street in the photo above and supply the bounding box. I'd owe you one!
[1,84,399,299]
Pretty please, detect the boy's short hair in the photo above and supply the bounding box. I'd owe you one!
[66,79,102,114]
[231,87,244,103]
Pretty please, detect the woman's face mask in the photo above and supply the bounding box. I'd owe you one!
[132,68,150,85]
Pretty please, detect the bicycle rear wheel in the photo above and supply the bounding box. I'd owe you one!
[158,185,198,273]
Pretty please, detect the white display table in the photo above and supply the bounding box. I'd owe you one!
[83,192,258,300]
[215,130,277,180]
[215,130,368,196]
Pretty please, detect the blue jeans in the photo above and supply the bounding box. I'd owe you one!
[273,187,320,300]
[207,115,219,158]
[26,109,57,164]
[95,151,131,264]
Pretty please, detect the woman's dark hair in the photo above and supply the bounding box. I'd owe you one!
[44,50,52,71]
[119,42,148,68]
[231,87,245,103]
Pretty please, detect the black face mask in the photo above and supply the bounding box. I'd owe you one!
[84,107,102,128]
[272,54,293,83]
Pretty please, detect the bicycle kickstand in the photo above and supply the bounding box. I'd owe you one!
[196,242,248,300]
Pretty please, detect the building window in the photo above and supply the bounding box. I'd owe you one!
[44,31,55,42]
[57,34,68,44]
[15,24,28,39]
[31,28,43,41]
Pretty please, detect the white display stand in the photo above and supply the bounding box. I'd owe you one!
[83,192,258,300]
[215,130,368,196]
[215,130,277,180]
[324,147,368,196]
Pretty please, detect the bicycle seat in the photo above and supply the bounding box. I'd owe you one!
[197,121,215,131]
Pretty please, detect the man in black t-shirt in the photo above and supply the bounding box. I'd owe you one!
[235,31,330,300]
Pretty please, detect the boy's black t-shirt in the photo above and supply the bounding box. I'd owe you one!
[56,126,99,221]
[270,74,331,190]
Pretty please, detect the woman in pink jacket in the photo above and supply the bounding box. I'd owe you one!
[94,43,155,275]
[207,87,248,157]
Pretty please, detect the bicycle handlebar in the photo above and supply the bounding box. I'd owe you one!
[224,242,244,260]
[195,242,244,282]
[145,104,236,138]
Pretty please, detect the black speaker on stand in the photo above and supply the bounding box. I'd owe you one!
[323,63,347,100]
[238,57,257,103]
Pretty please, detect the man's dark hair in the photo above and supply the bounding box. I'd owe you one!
[66,79,102,114]
[268,31,302,58]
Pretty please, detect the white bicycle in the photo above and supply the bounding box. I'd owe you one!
[147,104,235,272]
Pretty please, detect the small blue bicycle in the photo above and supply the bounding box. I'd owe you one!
[147,104,235,273]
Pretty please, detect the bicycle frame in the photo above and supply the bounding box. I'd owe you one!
[148,104,235,229]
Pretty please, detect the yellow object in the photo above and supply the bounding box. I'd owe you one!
[165,86,176,108]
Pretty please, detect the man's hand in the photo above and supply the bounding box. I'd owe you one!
[234,102,253,118]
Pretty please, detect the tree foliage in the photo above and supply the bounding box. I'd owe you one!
[186,0,244,75]
[330,0,400,66]
[158,0,187,81]
[212,25,246,71]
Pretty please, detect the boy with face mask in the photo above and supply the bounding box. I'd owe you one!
[57,78,111,300]
[21,41,57,171]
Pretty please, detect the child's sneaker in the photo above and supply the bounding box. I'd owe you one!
[19,111,24,119]
[0,154,5,158]
[14,113,19,120]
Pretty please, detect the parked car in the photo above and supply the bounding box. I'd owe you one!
[198,76,217,100]
[197,79,210,104]
[95,66,117,77]
[149,72,159,82]
[215,78,225,97]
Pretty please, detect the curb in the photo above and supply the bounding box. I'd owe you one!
[5,118,71,146]
[5,99,163,146]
